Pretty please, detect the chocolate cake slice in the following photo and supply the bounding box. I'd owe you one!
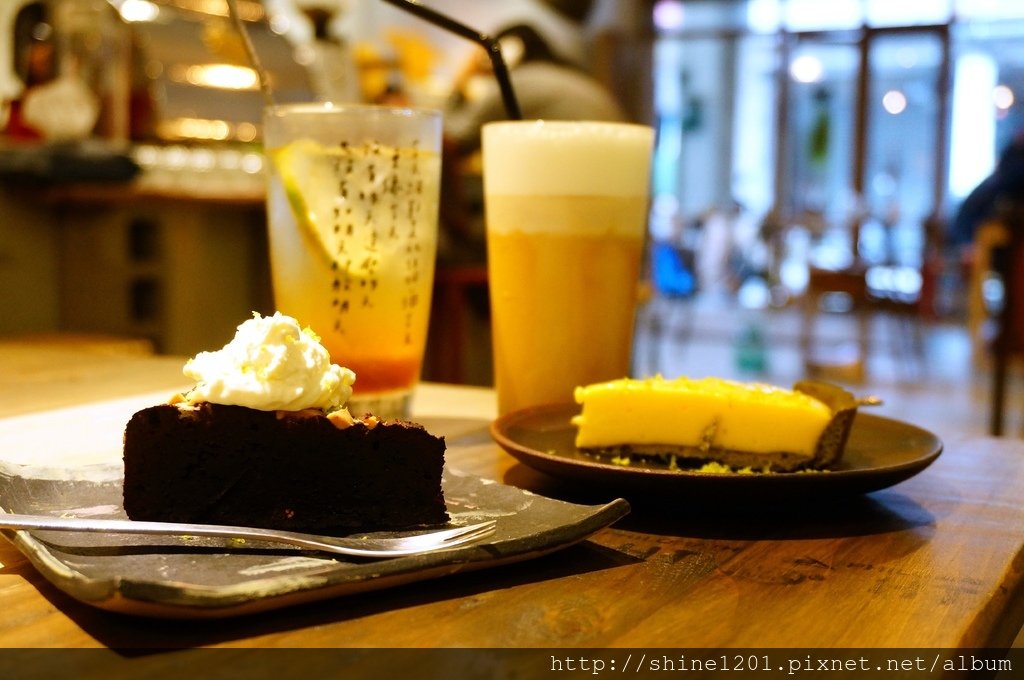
[123,403,448,534]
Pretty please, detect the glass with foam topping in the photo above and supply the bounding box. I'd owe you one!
[482,120,655,415]
[264,103,442,419]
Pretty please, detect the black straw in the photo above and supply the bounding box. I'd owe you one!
[380,0,523,120]
[226,0,275,107]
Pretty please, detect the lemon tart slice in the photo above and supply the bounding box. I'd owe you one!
[572,377,859,472]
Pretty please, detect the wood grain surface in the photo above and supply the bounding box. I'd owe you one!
[0,340,1022,651]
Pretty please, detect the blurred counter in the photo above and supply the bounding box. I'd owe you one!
[0,141,266,206]
[35,180,262,206]
[1,149,273,356]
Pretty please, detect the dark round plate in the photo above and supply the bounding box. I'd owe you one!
[490,403,943,501]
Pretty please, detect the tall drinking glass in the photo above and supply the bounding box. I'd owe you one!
[483,120,655,416]
[263,103,442,419]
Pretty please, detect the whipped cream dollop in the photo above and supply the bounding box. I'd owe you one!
[183,312,355,411]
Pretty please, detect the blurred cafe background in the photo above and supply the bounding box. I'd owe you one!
[4,0,1024,434]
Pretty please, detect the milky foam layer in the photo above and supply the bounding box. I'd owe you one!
[482,121,654,197]
[183,312,355,411]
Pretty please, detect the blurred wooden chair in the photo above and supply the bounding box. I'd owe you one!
[967,220,1010,367]
[427,141,489,385]
[981,203,1024,435]
[800,261,932,382]
[800,262,871,382]
[428,263,489,384]
[864,263,929,380]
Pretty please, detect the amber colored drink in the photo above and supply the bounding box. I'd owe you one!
[487,197,647,413]
[483,121,654,415]
[264,104,441,418]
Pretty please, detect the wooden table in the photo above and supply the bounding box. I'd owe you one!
[1,340,1023,665]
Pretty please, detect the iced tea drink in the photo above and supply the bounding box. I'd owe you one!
[264,104,441,418]
[482,121,654,415]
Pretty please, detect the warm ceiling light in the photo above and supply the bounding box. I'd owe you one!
[169,63,259,90]
[117,0,161,22]
[157,117,233,141]
[168,0,264,20]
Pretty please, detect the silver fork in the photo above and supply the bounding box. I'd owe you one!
[0,514,497,559]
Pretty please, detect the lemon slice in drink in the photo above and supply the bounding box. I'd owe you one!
[269,138,339,268]
[270,137,439,276]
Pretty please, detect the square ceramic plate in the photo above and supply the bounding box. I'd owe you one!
[0,466,628,619]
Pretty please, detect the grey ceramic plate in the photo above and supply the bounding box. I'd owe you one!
[491,404,943,501]
[0,468,629,618]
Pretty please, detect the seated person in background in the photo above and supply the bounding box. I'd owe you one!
[951,133,1024,248]
[444,23,627,153]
